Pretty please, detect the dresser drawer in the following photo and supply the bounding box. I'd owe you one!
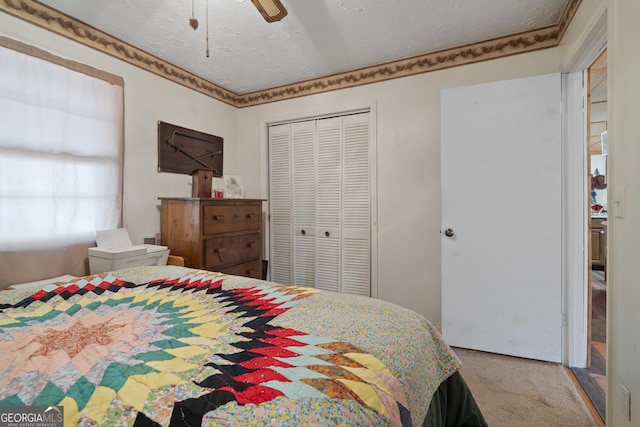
[203,204,261,235]
[220,259,262,279]
[205,234,261,268]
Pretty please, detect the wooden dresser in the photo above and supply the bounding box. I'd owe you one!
[159,198,264,279]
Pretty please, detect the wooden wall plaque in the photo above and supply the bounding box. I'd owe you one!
[158,121,223,176]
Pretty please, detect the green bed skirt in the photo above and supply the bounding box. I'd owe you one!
[422,371,488,427]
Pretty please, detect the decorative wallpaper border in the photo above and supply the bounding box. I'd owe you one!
[1,0,581,108]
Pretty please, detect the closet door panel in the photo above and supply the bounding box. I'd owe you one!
[292,121,317,288]
[342,113,371,296]
[316,117,342,292]
[268,124,292,284]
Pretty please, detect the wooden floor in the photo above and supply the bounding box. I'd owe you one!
[571,269,607,423]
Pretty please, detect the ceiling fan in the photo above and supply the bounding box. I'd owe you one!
[188,0,287,57]
[251,0,288,23]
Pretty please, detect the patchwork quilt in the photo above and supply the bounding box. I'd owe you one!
[0,267,460,426]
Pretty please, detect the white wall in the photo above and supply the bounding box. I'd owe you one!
[121,75,238,245]
[607,1,640,425]
[0,13,239,247]
[237,50,560,327]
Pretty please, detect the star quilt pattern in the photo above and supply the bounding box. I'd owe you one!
[0,273,411,426]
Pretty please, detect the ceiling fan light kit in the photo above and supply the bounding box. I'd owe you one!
[251,0,288,23]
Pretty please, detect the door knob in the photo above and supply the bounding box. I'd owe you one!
[444,228,455,237]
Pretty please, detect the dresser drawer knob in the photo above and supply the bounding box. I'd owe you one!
[246,242,257,248]
[246,213,257,219]
[213,247,227,253]
[325,231,330,237]
[301,229,306,235]
[212,215,224,221]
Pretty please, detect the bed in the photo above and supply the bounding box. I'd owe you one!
[0,266,486,426]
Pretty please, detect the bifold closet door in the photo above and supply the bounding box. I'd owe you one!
[315,114,371,295]
[269,121,318,288]
[268,112,371,296]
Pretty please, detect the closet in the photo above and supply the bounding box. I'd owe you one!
[268,111,371,296]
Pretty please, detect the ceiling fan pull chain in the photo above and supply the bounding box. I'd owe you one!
[205,0,210,57]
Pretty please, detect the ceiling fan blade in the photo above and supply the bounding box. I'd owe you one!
[251,0,288,23]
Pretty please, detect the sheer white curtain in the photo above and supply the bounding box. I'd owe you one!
[0,38,123,252]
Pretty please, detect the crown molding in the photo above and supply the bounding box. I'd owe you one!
[1,0,581,108]
[240,26,561,107]
[239,0,581,107]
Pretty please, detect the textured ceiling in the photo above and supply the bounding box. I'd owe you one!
[36,0,570,95]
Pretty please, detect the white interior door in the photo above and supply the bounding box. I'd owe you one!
[441,73,563,362]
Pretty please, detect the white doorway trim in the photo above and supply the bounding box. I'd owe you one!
[562,70,589,368]
[562,7,607,368]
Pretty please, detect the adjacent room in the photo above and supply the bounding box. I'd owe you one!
[1,1,639,426]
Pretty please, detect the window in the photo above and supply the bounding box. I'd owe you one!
[0,37,124,251]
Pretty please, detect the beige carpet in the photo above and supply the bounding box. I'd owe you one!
[454,347,600,427]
